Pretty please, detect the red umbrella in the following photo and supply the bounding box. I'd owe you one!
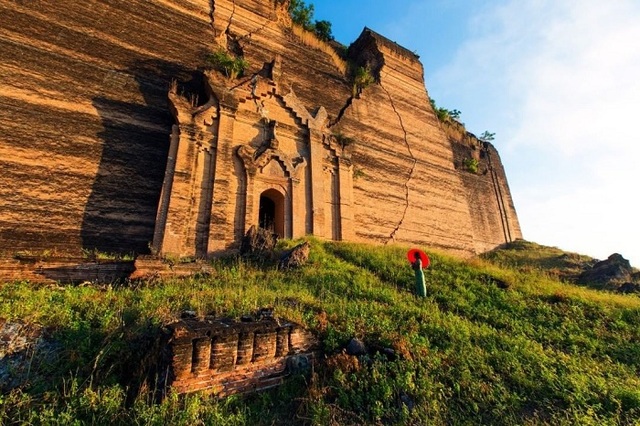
[407,248,430,268]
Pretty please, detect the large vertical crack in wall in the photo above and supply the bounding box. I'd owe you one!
[329,96,354,128]
[225,0,237,37]
[209,0,216,35]
[215,0,275,49]
[249,75,272,144]
[485,146,512,243]
[380,78,417,244]
[208,0,237,41]
[238,15,272,42]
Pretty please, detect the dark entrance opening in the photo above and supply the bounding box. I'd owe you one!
[258,189,285,237]
[259,196,276,232]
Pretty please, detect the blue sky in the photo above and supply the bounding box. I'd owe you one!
[312,0,640,267]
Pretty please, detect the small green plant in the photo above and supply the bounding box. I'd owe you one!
[13,249,54,260]
[449,109,461,119]
[353,168,366,179]
[82,248,134,261]
[479,131,495,142]
[161,253,196,265]
[332,132,356,149]
[430,98,462,123]
[206,49,248,79]
[462,157,479,174]
[352,66,375,96]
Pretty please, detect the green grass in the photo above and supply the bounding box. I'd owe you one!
[481,240,598,284]
[1,239,640,425]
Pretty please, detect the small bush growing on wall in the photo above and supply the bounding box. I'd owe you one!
[430,98,462,123]
[353,168,366,179]
[463,158,479,174]
[436,107,450,122]
[480,131,495,142]
[449,109,461,119]
[332,132,356,149]
[352,66,375,96]
[207,49,248,79]
[314,19,334,41]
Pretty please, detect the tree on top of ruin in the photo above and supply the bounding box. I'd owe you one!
[289,0,334,41]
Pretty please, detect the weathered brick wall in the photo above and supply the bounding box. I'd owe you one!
[0,256,134,284]
[445,121,523,254]
[165,316,318,396]
[340,30,481,256]
[0,0,214,254]
[0,0,521,261]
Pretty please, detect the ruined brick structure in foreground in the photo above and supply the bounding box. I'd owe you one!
[165,315,318,396]
[0,0,521,261]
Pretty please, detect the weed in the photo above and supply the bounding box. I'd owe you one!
[206,49,248,79]
[82,248,134,261]
[332,132,356,149]
[352,66,375,96]
[462,157,479,174]
[353,168,366,179]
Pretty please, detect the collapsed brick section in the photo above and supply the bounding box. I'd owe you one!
[165,316,319,397]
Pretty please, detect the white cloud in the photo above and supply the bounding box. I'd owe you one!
[511,1,640,155]
[429,0,640,266]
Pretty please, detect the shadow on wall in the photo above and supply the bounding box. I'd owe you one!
[83,59,207,254]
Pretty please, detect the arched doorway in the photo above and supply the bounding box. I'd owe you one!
[259,189,285,237]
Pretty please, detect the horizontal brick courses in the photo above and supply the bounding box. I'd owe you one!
[165,315,318,397]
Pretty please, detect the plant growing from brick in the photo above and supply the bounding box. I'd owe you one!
[480,131,495,142]
[352,66,375,96]
[207,49,248,79]
[314,19,333,41]
[332,132,356,149]
[430,98,462,123]
[289,0,334,42]
[463,157,479,173]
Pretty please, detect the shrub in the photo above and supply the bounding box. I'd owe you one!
[206,49,248,79]
[463,158,479,174]
[480,131,495,142]
[430,98,462,123]
[289,0,335,42]
[353,168,366,179]
[332,132,356,149]
[314,19,334,41]
[289,0,314,30]
[352,66,375,96]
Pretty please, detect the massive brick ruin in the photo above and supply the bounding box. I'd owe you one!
[0,0,521,262]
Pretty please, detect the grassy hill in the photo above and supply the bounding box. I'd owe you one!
[1,239,640,425]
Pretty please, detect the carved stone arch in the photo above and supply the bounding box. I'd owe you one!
[237,145,307,180]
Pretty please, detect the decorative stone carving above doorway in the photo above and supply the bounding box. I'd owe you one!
[152,70,354,258]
